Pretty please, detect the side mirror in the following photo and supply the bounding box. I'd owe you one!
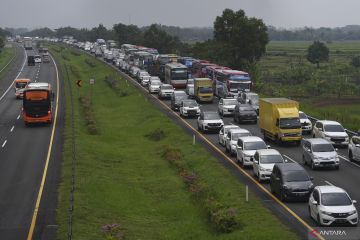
[335,148,338,151]
[353,200,357,204]
[237,146,242,150]
[312,200,318,205]
[307,149,311,153]
[267,145,271,149]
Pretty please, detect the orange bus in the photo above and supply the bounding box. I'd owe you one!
[22,83,53,125]
[14,78,31,99]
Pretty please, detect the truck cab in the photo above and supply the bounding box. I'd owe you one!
[194,78,214,103]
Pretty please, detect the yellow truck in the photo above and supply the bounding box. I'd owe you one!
[259,98,302,145]
[194,78,214,103]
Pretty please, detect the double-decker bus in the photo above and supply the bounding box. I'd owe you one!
[214,70,251,98]
[22,82,53,125]
[191,60,217,78]
[165,62,188,88]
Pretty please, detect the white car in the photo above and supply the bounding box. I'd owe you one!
[137,71,149,82]
[179,99,200,118]
[218,98,238,116]
[236,136,268,167]
[148,79,162,93]
[299,111,312,134]
[158,84,175,99]
[186,79,194,97]
[309,186,358,226]
[313,120,349,146]
[302,138,339,170]
[197,111,224,133]
[129,66,140,77]
[253,149,285,181]
[218,125,240,146]
[349,136,360,162]
[141,75,151,86]
[225,128,252,155]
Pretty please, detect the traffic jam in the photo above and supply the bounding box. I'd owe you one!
[64,38,360,228]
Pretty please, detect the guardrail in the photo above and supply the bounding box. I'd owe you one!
[307,115,359,137]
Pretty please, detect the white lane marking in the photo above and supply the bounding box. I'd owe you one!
[0,46,27,102]
[325,180,334,186]
[283,154,296,163]
[2,140,7,148]
[17,114,20,120]
[338,155,360,168]
[10,126,14,132]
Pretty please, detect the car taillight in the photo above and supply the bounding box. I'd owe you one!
[48,111,51,114]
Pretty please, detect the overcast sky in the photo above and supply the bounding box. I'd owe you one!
[1,0,360,30]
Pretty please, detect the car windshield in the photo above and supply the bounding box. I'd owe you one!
[324,124,344,132]
[260,154,284,164]
[199,87,213,93]
[312,143,334,152]
[279,118,301,129]
[232,132,250,139]
[299,112,307,119]
[223,99,238,105]
[175,92,187,97]
[183,101,198,107]
[152,81,161,85]
[321,192,352,206]
[204,112,220,120]
[283,170,309,182]
[244,141,267,150]
[162,85,173,90]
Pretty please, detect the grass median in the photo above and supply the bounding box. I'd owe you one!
[50,46,298,240]
[0,45,16,79]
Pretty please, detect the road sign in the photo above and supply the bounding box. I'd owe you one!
[90,79,95,85]
[76,80,82,87]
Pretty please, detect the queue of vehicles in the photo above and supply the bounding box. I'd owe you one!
[60,38,359,227]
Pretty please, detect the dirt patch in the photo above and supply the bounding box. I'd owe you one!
[312,97,360,107]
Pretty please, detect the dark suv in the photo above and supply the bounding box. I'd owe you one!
[171,91,188,111]
[233,104,257,124]
[270,163,314,201]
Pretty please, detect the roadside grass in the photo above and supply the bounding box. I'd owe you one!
[259,41,360,131]
[0,46,16,80]
[50,46,298,240]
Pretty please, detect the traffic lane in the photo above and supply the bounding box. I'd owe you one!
[0,120,51,239]
[151,93,360,227]
[0,52,58,239]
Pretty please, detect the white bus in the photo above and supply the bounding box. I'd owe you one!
[165,63,188,88]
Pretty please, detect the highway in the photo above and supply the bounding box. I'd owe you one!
[92,54,360,239]
[0,43,63,240]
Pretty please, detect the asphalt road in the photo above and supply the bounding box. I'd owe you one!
[0,44,63,240]
[88,53,360,239]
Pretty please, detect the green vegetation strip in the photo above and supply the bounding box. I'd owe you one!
[0,45,16,79]
[50,46,298,240]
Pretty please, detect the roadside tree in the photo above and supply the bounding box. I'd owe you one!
[213,9,268,70]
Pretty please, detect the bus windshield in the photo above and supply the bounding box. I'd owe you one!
[171,69,187,80]
[199,87,213,93]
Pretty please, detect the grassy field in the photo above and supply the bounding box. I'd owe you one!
[50,45,298,240]
[258,40,360,131]
[0,45,15,79]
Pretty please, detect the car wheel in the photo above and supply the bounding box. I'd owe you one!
[317,214,323,226]
[241,158,245,168]
[302,155,307,165]
[311,160,316,170]
[308,206,312,220]
[270,184,275,193]
[349,151,353,162]
[257,172,261,182]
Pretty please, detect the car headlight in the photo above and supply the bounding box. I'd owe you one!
[278,133,285,137]
[320,210,332,216]
[308,183,314,189]
[183,109,187,113]
[349,210,357,215]
[259,166,265,171]
[282,184,289,189]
